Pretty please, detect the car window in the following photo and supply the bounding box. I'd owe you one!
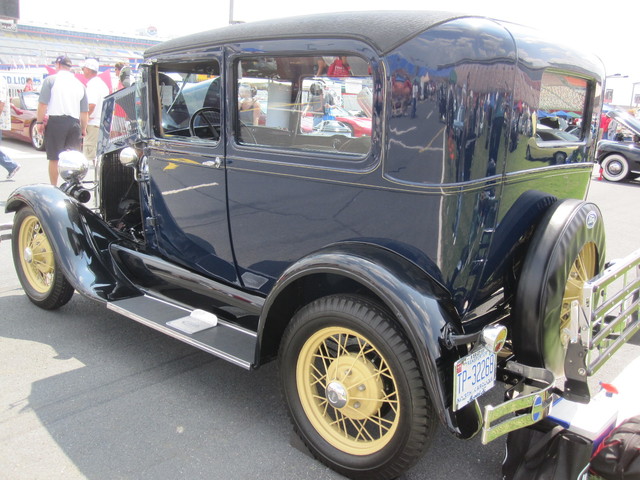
[156,61,221,143]
[20,91,39,110]
[236,55,373,157]
[536,71,588,141]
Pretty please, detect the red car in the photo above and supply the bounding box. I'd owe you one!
[7,91,45,151]
[302,105,372,137]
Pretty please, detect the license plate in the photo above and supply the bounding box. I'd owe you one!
[453,346,496,411]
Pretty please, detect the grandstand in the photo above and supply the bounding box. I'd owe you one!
[0,20,162,94]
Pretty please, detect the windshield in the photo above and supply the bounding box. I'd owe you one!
[20,91,39,110]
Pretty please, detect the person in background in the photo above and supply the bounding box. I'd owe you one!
[238,84,261,125]
[327,56,352,77]
[304,81,325,128]
[114,62,131,90]
[23,78,35,92]
[35,55,88,186]
[81,58,109,162]
[315,58,328,76]
[0,75,21,179]
[600,113,611,140]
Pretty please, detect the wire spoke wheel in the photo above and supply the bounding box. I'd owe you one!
[280,295,434,479]
[297,326,400,455]
[560,243,597,346]
[12,207,75,310]
[513,200,605,376]
[18,215,55,294]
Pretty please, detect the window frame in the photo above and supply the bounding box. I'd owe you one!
[232,52,375,162]
[152,58,223,145]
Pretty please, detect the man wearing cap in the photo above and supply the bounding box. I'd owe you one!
[35,55,88,185]
[82,58,109,163]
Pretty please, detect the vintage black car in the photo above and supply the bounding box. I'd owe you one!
[597,108,640,182]
[5,11,640,480]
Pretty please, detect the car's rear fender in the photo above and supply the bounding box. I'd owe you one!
[6,185,139,301]
[258,241,482,439]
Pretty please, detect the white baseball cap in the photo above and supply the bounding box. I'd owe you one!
[82,58,99,72]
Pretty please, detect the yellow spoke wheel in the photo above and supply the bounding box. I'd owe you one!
[12,207,75,310]
[17,214,55,294]
[513,200,605,376]
[297,326,399,455]
[280,295,434,479]
[560,242,597,347]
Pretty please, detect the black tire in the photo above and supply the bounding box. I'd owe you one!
[279,295,434,480]
[601,153,630,182]
[512,199,605,376]
[12,206,75,310]
[553,151,567,165]
[29,121,45,151]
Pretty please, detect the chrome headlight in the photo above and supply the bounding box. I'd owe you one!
[119,147,139,167]
[58,150,89,183]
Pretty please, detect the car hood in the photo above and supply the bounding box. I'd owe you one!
[608,108,640,136]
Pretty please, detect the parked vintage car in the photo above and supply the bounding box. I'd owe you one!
[4,11,640,480]
[526,125,581,164]
[6,91,45,151]
[301,105,373,137]
[596,108,640,182]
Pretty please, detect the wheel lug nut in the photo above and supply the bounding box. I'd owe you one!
[358,384,366,391]
[354,402,361,409]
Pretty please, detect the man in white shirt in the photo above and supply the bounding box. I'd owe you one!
[81,58,109,163]
[36,55,88,185]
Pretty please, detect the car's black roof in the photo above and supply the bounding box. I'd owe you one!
[145,10,466,57]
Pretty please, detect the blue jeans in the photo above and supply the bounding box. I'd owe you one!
[0,130,19,174]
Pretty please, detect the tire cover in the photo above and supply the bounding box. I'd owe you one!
[512,199,606,375]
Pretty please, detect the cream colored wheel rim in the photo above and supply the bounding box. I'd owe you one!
[18,215,55,294]
[296,326,400,455]
[560,242,597,347]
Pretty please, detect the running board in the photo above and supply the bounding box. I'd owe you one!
[107,295,257,369]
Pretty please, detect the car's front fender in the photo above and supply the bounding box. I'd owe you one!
[596,140,640,162]
[6,184,138,302]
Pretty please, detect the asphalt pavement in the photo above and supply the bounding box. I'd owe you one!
[0,138,638,480]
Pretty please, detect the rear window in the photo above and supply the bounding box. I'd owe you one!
[537,71,588,141]
[235,55,373,157]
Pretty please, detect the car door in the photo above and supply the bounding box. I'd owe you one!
[144,53,239,285]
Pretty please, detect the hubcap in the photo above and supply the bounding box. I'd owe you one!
[296,326,399,455]
[24,247,33,263]
[607,161,622,175]
[326,381,348,408]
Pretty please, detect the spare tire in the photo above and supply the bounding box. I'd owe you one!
[512,199,606,376]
